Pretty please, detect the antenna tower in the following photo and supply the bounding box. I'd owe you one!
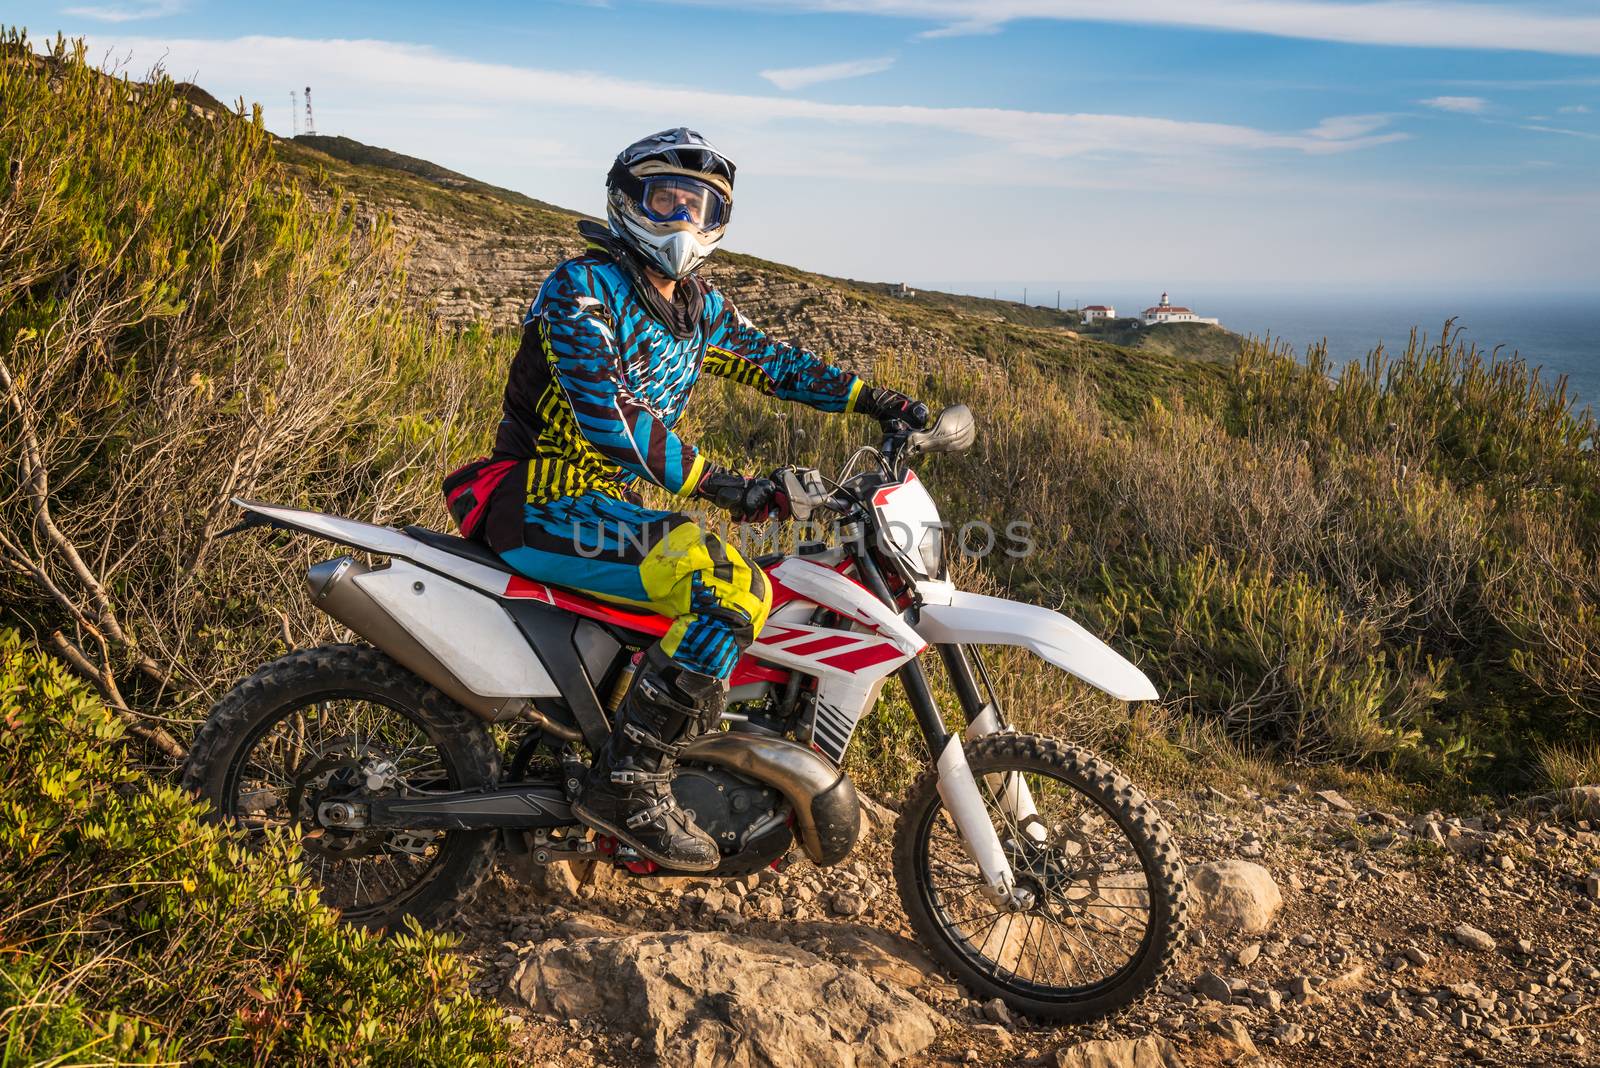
[290,89,299,136]
[303,86,317,136]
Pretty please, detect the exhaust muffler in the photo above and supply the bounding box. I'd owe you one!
[680,732,861,867]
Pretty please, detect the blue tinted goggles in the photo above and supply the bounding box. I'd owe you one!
[639,176,728,229]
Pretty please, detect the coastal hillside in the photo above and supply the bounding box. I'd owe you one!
[1086,319,1245,362]
[276,130,1228,411]
[278,125,1599,795]
[3,37,1598,1067]
[287,131,1245,364]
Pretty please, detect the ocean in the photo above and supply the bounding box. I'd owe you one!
[934,284,1600,416]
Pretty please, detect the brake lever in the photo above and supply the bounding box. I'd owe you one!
[777,466,844,523]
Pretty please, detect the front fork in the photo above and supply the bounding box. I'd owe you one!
[939,645,1046,846]
[897,645,1039,909]
[847,541,1034,907]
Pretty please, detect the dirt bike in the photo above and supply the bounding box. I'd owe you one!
[183,404,1187,1022]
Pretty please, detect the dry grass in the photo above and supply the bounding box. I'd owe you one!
[0,39,512,762]
[1534,740,1600,793]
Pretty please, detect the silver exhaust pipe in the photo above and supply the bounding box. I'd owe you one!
[680,732,860,867]
[307,556,525,722]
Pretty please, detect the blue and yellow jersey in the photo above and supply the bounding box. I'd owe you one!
[493,250,863,504]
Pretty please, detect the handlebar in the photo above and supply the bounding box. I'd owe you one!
[775,403,973,521]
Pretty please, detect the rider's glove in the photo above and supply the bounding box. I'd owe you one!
[695,465,791,523]
[856,385,930,429]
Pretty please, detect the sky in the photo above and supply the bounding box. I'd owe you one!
[12,0,1600,295]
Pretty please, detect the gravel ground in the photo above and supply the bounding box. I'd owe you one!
[445,782,1600,1067]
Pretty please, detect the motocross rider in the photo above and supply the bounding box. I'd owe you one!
[457,128,926,871]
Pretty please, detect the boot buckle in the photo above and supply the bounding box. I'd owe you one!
[622,723,684,757]
[624,798,673,830]
[610,769,671,786]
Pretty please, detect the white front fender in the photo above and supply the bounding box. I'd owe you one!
[914,591,1160,702]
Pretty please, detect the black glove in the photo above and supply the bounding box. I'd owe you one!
[856,385,930,429]
[695,465,790,523]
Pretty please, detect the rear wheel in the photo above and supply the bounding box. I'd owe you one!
[893,733,1186,1022]
[182,644,500,929]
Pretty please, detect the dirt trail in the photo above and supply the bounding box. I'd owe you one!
[445,784,1600,1067]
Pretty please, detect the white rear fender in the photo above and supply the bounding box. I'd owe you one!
[232,498,510,596]
[915,591,1159,702]
[238,500,562,718]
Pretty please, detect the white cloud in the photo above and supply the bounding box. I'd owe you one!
[1305,114,1392,139]
[1419,95,1489,114]
[88,34,1404,163]
[62,0,183,22]
[1522,123,1600,141]
[915,18,1005,39]
[760,55,895,90]
[1558,104,1592,114]
[676,1,1600,58]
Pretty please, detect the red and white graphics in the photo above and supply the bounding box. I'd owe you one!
[747,557,925,761]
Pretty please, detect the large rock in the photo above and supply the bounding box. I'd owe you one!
[1054,1036,1185,1068]
[789,921,940,989]
[858,792,900,837]
[509,929,941,1068]
[1450,923,1496,952]
[1561,785,1600,820]
[1187,860,1282,934]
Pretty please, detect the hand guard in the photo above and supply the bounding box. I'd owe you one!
[695,466,790,523]
[771,466,833,523]
[856,385,930,429]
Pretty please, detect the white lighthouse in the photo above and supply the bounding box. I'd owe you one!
[1142,292,1219,327]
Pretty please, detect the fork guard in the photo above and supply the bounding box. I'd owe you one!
[915,591,1159,702]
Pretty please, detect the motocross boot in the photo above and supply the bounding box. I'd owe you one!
[571,644,725,872]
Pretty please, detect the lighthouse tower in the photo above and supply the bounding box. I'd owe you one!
[1143,291,1215,326]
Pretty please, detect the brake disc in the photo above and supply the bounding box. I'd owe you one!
[288,744,391,859]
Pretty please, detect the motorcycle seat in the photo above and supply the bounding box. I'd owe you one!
[400,524,674,623]
[402,524,776,642]
[402,524,518,576]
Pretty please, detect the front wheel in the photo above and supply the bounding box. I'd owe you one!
[893,733,1186,1022]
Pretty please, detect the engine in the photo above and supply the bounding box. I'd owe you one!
[671,765,793,875]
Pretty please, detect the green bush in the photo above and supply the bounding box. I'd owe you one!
[1096,546,1442,761]
[0,31,510,746]
[0,630,507,1066]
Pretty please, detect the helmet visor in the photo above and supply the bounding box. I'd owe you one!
[639,175,728,229]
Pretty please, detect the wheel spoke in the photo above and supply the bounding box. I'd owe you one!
[912,742,1167,1002]
[222,693,459,920]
